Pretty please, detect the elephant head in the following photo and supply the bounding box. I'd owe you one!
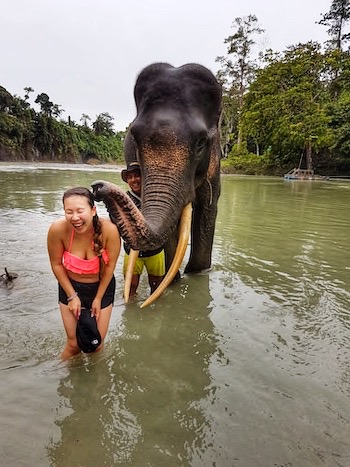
[92,62,222,305]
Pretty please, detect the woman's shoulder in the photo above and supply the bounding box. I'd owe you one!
[49,217,65,229]
[48,218,68,236]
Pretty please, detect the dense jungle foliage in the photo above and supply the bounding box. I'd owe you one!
[218,0,350,175]
[0,88,125,164]
[0,0,349,174]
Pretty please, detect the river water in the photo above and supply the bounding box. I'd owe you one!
[0,163,349,467]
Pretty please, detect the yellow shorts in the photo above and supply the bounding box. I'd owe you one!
[123,250,166,277]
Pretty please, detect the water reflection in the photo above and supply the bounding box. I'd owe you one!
[48,276,217,466]
[47,357,141,466]
[215,177,350,396]
[217,177,350,316]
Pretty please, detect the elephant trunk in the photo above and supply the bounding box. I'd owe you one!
[91,177,189,252]
[141,178,189,239]
[139,141,192,236]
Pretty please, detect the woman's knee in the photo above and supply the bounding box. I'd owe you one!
[97,306,113,339]
[66,336,80,353]
[61,339,80,360]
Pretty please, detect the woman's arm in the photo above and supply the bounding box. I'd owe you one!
[91,219,121,318]
[47,221,82,316]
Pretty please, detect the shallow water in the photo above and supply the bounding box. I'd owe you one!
[0,163,349,466]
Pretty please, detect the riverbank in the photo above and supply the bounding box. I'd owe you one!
[0,160,125,172]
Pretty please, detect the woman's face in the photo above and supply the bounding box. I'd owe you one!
[64,195,96,234]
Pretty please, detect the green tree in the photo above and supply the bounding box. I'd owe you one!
[92,112,115,136]
[325,49,350,170]
[80,113,91,127]
[35,93,54,116]
[0,86,14,112]
[23,86,34,102]
[329,90,350,157]
[216,14,265,152]
[34,93,63,118]
[241,42,333,169]
[318,0,350,51]
[0,84,124,163]
[51,104,64,118]
[218,94,240,158]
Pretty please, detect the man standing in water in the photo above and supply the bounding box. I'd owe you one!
[121,162,165,299]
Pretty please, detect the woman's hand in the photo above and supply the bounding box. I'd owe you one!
[68,296,81,319]
[91,298,102,321]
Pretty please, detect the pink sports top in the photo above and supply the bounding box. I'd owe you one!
[63,229,109,275]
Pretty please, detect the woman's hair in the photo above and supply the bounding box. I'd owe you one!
[62,187,104,260]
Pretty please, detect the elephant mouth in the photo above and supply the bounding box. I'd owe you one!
[124,203,192,308]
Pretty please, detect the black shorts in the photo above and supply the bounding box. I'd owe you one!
[58,275,116,310]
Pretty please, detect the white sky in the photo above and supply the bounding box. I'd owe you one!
[1,0,331,131]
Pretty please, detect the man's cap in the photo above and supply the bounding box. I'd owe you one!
[76,308,102,353]
[121,161,141,183]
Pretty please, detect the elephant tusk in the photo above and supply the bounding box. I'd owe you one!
[124,249,139,303]
[140,203,192,309]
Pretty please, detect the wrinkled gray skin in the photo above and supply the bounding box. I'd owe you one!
[92,62,222,279]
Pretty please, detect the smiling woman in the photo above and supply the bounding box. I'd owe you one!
[47,186,121,360]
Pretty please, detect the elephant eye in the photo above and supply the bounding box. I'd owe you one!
[196,137,208,153]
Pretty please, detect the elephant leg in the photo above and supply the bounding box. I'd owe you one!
[185,208,217,273]
[185,178,220,273]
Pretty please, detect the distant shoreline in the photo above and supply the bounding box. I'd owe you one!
[0,161,125,172]
[0,161,313,179]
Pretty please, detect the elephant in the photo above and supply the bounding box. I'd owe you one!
[92,62,222,306]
